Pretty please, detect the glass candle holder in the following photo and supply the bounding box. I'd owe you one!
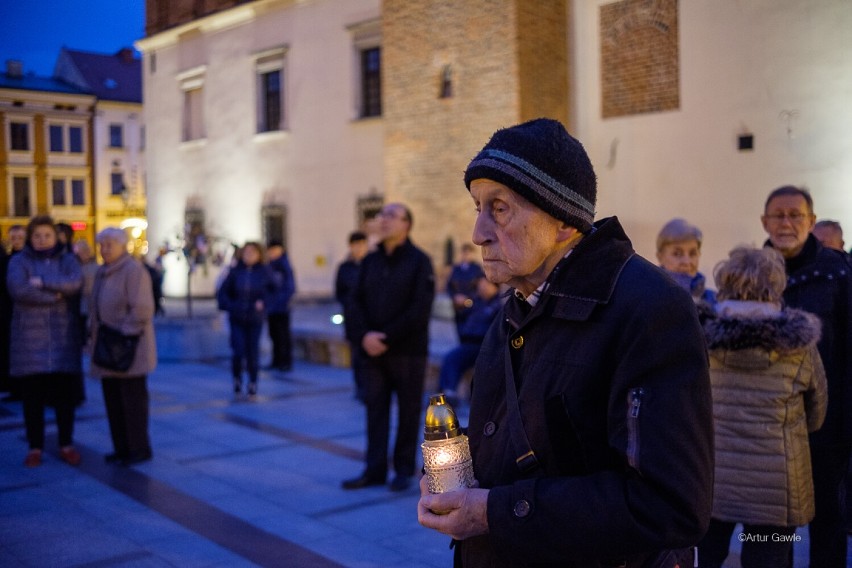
[421,393,474,494]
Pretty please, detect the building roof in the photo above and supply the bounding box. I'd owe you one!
[0,64,88,96]
[55,47,142,103]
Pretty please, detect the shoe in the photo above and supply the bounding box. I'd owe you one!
[233,378,242,394]
[60,447,81,466]
[389,475,412,492]
[341,473,386,490]
[24,449,42,467]
[104,452,126,463]
[121,450,152,466]
[247,382,258,399]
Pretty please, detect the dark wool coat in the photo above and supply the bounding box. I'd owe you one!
[459,217,714,568]
[7,245,83,376]
[704,305,826,527]
[348,238,435,356]
[769,234,852,446]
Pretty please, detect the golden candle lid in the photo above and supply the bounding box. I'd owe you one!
[424,393,462,440]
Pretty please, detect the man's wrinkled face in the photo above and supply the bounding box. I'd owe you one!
[761,194,815,258]
[470,179,565,296]
[657,239,701,277]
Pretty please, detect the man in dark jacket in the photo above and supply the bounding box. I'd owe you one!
[266,241,296,372]
[335,231,370,400]
[762,186,852,568]
[417,119,713,568]
[343,203,435,492]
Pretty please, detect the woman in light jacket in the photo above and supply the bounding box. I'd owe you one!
[698,246,827,568]
[7,215,83,467]
[90,228,157,465]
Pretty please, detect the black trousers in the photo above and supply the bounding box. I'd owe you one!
[267,312,292,369]
[363,353,427,479]
[21,373,77,449]
[101,375,151,459]
[809,440,852,568]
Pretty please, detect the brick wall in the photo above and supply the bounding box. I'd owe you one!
[382,0,570,277]
[600,0,679,118]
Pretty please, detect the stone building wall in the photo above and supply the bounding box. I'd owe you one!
[382,0,570,280]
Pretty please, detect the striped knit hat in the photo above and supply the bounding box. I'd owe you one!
[464,118,597,232]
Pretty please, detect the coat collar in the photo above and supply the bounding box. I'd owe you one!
[505,216,635,326]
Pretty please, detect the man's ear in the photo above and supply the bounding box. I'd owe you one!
[555,223,582,245]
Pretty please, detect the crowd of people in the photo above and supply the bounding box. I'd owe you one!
[0,217,159,467]
[3,117,851,566]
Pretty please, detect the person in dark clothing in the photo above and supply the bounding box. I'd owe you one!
[1,224,25,402]
[217,242,277,398]
[343,203,435,493]
[266,241,296,372]
[761,185,852,568]
[335,231,370,400]
[438,276,502,406]
[417,119,713,568]
[0,243,12,398]
[446,243,485,339]
[7,216,84,467]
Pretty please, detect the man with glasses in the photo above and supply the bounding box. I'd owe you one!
[762,185,852,567]
[343,203,435,492]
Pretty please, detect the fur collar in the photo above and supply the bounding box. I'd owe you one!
[704,306,821,353]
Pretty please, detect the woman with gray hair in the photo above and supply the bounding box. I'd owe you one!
[698,246,827,567]
[90,227,157,465]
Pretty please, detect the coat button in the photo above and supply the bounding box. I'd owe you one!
[511,336,524,349]
[513,500,531,518]
[483,421,497,437]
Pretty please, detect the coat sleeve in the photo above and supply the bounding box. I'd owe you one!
[486,281,714,561]
[804,344,828,433]
[6,256,63,305]
[216,270,235,312]
[381,252,435,348]
[41,254,83,297]
[117,261,155,336]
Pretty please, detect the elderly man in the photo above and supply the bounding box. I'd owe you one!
[762,186,852,568]
[418,119,713,567]
[812,219,846,253]
[343,203,435,492]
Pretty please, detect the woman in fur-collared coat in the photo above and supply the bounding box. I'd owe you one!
[698,246,827,568]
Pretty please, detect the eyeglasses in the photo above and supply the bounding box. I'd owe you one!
[764,212,810,223]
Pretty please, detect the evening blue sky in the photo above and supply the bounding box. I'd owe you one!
[0,0,145,77]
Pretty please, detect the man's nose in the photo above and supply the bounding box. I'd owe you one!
[472,215,490,245]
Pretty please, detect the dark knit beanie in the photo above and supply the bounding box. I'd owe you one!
[464,118,597,232]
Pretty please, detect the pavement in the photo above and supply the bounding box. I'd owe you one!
[0,298,846,567]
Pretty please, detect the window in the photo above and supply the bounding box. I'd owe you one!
[360,47,382,118]
[178,66,207,142]
[254,47,286,133]
[71,179,85,205]
[49,125,64,152]
[259,70,282,132]
[13,177,31,216]
[109,124,123,148]
[183,87,204,141]
[111,172,125,196]
[69,126,83,153]
[262,205,287,250]
[349,19,382,120]
[52,179,67,205]
[10,122,29,150]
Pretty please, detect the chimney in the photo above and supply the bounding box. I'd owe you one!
[116,48,135,64]
[6,60,23,78]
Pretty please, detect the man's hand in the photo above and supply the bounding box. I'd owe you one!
[362,331,388,357]
[417,475,490,541]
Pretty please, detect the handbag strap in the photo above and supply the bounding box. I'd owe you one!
[504,346,539,474]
